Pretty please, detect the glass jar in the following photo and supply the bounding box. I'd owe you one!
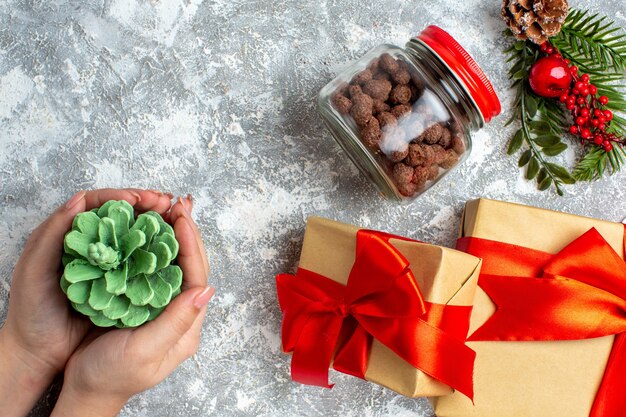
[318,25,501,201]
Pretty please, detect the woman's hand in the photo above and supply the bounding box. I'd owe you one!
[0,189,174,416]
[51,197,213,417]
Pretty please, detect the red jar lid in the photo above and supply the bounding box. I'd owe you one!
[417,25,501,123]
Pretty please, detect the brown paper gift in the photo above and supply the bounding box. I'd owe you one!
[283,216,482,397]
[431,198,626,417]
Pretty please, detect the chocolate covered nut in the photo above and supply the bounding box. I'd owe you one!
[391,104,411,119]
[393,161,414,189]
[364,115,380,130]
[430,144,447,164]
[361,124,382,148]
[412,165,430,185]
[350,94,374,126]
[438,125,452,148]
[392,69,411,85]
[451,135,465,155]
[353,69,373,85]
[363,79,392,101]
[439,149,460,169]
[373,99,391,114]
[427,164,440,180]
[419,123,444,144]
[377,111,397,128]
[393,161,414,182]
[348,84,363,98]
[397,181,418,197]
[413,162,439,184]
[351,92,373,107]
[405,143,435,167]
[372,71,390,81]
[380,53,399,73]
[390,84,412,104]
[388,147,409,162]
[332,94,352,115]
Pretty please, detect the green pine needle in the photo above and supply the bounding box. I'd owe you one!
[552,9,626,73]
[573,146,626,181]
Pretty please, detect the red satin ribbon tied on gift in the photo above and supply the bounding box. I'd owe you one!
[458,227,626,417]
[277,230,476,399]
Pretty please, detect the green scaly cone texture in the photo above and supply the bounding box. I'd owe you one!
[61,200,182,328]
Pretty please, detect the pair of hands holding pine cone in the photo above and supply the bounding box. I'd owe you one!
[0,189,213,417]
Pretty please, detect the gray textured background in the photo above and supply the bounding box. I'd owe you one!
[1,0,625,416]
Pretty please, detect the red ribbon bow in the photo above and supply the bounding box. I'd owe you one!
[458,227,626,417]
[277,230,476,399]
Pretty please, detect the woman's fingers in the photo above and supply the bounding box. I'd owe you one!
[82,189,172,214]
[180,196,210,274]
[132,194,213,357]
[171,203,209,289]
[81,189,140,211]
[133,286,214,356]
[130,190,173,214]
[163,303,208,366]
[170,198,210,281]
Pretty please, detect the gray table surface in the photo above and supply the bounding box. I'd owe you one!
[1,0,625,416]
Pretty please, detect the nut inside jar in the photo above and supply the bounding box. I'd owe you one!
[331,53,466,197]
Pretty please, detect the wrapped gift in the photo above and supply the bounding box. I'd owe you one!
[431,198,626,417]
[276,217,482,398]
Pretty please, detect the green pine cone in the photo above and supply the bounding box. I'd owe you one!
[61,200,182,328]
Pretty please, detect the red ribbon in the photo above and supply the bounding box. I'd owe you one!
[457,227,626,417]
[277,230,476,399]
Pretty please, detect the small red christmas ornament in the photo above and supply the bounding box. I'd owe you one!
[528,56,572,98]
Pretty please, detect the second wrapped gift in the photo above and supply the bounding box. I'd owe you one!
[276,217,482,398]
[432,198,626,417]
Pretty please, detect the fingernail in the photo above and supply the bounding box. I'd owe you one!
[165,192,174,199]
[129,191,142,202]
[184,194,193,211]
[177,197,190,217]
[150,190,164,196]
[194,286,215,308]
[65,191,86,210]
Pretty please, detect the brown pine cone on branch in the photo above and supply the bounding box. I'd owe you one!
[502,0,568,44]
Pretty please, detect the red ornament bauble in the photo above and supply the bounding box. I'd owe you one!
[528,56,573,98]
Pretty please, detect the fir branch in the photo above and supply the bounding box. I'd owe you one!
[505,39,573,195]
[556,9,626,181]
[504,9,626,186]
[573,145,626,180]
[552,9,626,73]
